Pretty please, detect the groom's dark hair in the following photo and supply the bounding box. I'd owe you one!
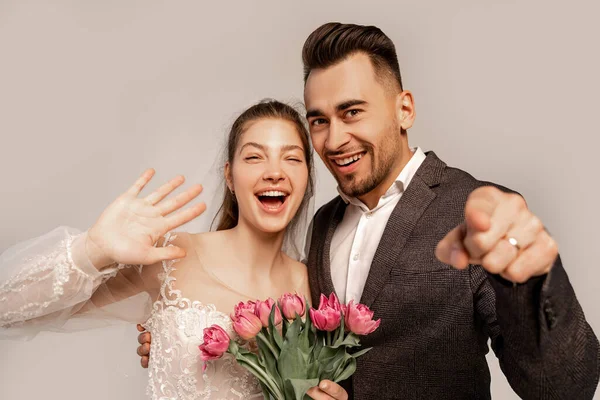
[302,22,403,91]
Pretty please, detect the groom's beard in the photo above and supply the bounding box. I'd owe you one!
[337,122,402,199]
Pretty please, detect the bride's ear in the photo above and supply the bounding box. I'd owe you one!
[224,162,234,193]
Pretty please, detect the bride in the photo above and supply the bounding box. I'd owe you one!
[0,100,347,400]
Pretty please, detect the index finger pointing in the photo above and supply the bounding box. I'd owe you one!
[465,186,502,233]
[436,223,470,269]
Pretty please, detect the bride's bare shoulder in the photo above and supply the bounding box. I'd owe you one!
[282,254,309,295]
[286,256,307,272]
[152,231,215,264]
[187,231,230,257]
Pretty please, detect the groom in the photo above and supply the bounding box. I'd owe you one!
[138,23,600,399]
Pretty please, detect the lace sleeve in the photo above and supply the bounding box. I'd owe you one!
[0,226,158,340]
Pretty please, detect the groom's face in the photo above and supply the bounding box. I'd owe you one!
[304,53,408,199]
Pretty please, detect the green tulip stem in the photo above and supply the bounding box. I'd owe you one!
[238,353,284,400]
[257,332,280,358]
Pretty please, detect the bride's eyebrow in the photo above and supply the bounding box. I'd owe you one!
[239,143,303,153]
[239,142,265,153]
[281,145,304,152]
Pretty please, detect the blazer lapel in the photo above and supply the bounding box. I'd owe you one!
[359,151,446,307]
[318,198,347,298]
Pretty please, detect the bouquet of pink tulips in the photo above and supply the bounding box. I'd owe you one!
[199,292,380,400]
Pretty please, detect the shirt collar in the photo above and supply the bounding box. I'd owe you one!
[337,147,426,209]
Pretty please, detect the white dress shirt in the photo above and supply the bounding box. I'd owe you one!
[330,147,426,303]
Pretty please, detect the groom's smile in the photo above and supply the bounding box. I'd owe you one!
[328,150,366,175]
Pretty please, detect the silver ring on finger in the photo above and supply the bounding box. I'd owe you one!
[505,236,521,251]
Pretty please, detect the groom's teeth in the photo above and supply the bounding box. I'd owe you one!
[334,153,363,166]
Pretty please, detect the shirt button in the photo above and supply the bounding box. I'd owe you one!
[366,212,373,219]
[353,254,360,261]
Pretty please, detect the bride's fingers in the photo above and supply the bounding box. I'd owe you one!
[144,175,185,205]
[157,184,203,216]
[146,245,187,264]
[126,169,156,197]
[165,202,207,232]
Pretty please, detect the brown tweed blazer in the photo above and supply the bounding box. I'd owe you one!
[306,151,599,399]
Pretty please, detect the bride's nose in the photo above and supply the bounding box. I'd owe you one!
[262,161,287,183]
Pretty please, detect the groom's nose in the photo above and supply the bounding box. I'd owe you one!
[324,119,351,152]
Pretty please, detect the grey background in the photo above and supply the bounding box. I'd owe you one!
[0,0,598,398]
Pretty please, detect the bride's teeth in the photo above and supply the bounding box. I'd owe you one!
[258,190,286,197]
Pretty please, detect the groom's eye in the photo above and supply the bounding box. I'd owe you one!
[345,109,361,118]
[311,118,328,126]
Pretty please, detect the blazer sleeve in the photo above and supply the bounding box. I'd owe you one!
[470,256,600,399]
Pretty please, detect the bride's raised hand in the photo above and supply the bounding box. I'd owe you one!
[85,168,206,268]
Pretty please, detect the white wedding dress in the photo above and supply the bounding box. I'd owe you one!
[0,227,263,399]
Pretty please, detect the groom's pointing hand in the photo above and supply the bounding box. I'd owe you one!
[435,186,558,283]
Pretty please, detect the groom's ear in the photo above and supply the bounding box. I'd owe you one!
[396,90,416,131]
[224,162,234,192]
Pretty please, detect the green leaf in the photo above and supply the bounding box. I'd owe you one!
[333,357,357,383]
[332,353,351,378]
[306,360,320,380]
[284,316,302,347]
[298,316,311,354]
[269,306,284,350]
[350,347,372,359]
[328,351,347,379]
[332,315,345,346]
[303,296,315,348]
[330,332,360,349]
[234,353,280,397]
[310,333,325,362]
[256,333,283,388]
[258,381,271,400]
[278,345,308,380]
[315,346,346,381]
[282,318,290,339]
[228,340,239,354]
[316,345,342,362]
[284,378,319,400]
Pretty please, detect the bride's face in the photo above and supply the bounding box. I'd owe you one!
[227,118,309,234]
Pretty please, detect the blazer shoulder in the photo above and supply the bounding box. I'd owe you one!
[440,164,520,197]
[313,196,344,224]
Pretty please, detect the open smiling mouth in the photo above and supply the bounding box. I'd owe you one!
[332,152,365,168]
[256,190,289,211]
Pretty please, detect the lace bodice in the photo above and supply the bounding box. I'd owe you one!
[142,233,263,400]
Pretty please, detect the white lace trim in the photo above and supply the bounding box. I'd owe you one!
[0,234,86,326]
